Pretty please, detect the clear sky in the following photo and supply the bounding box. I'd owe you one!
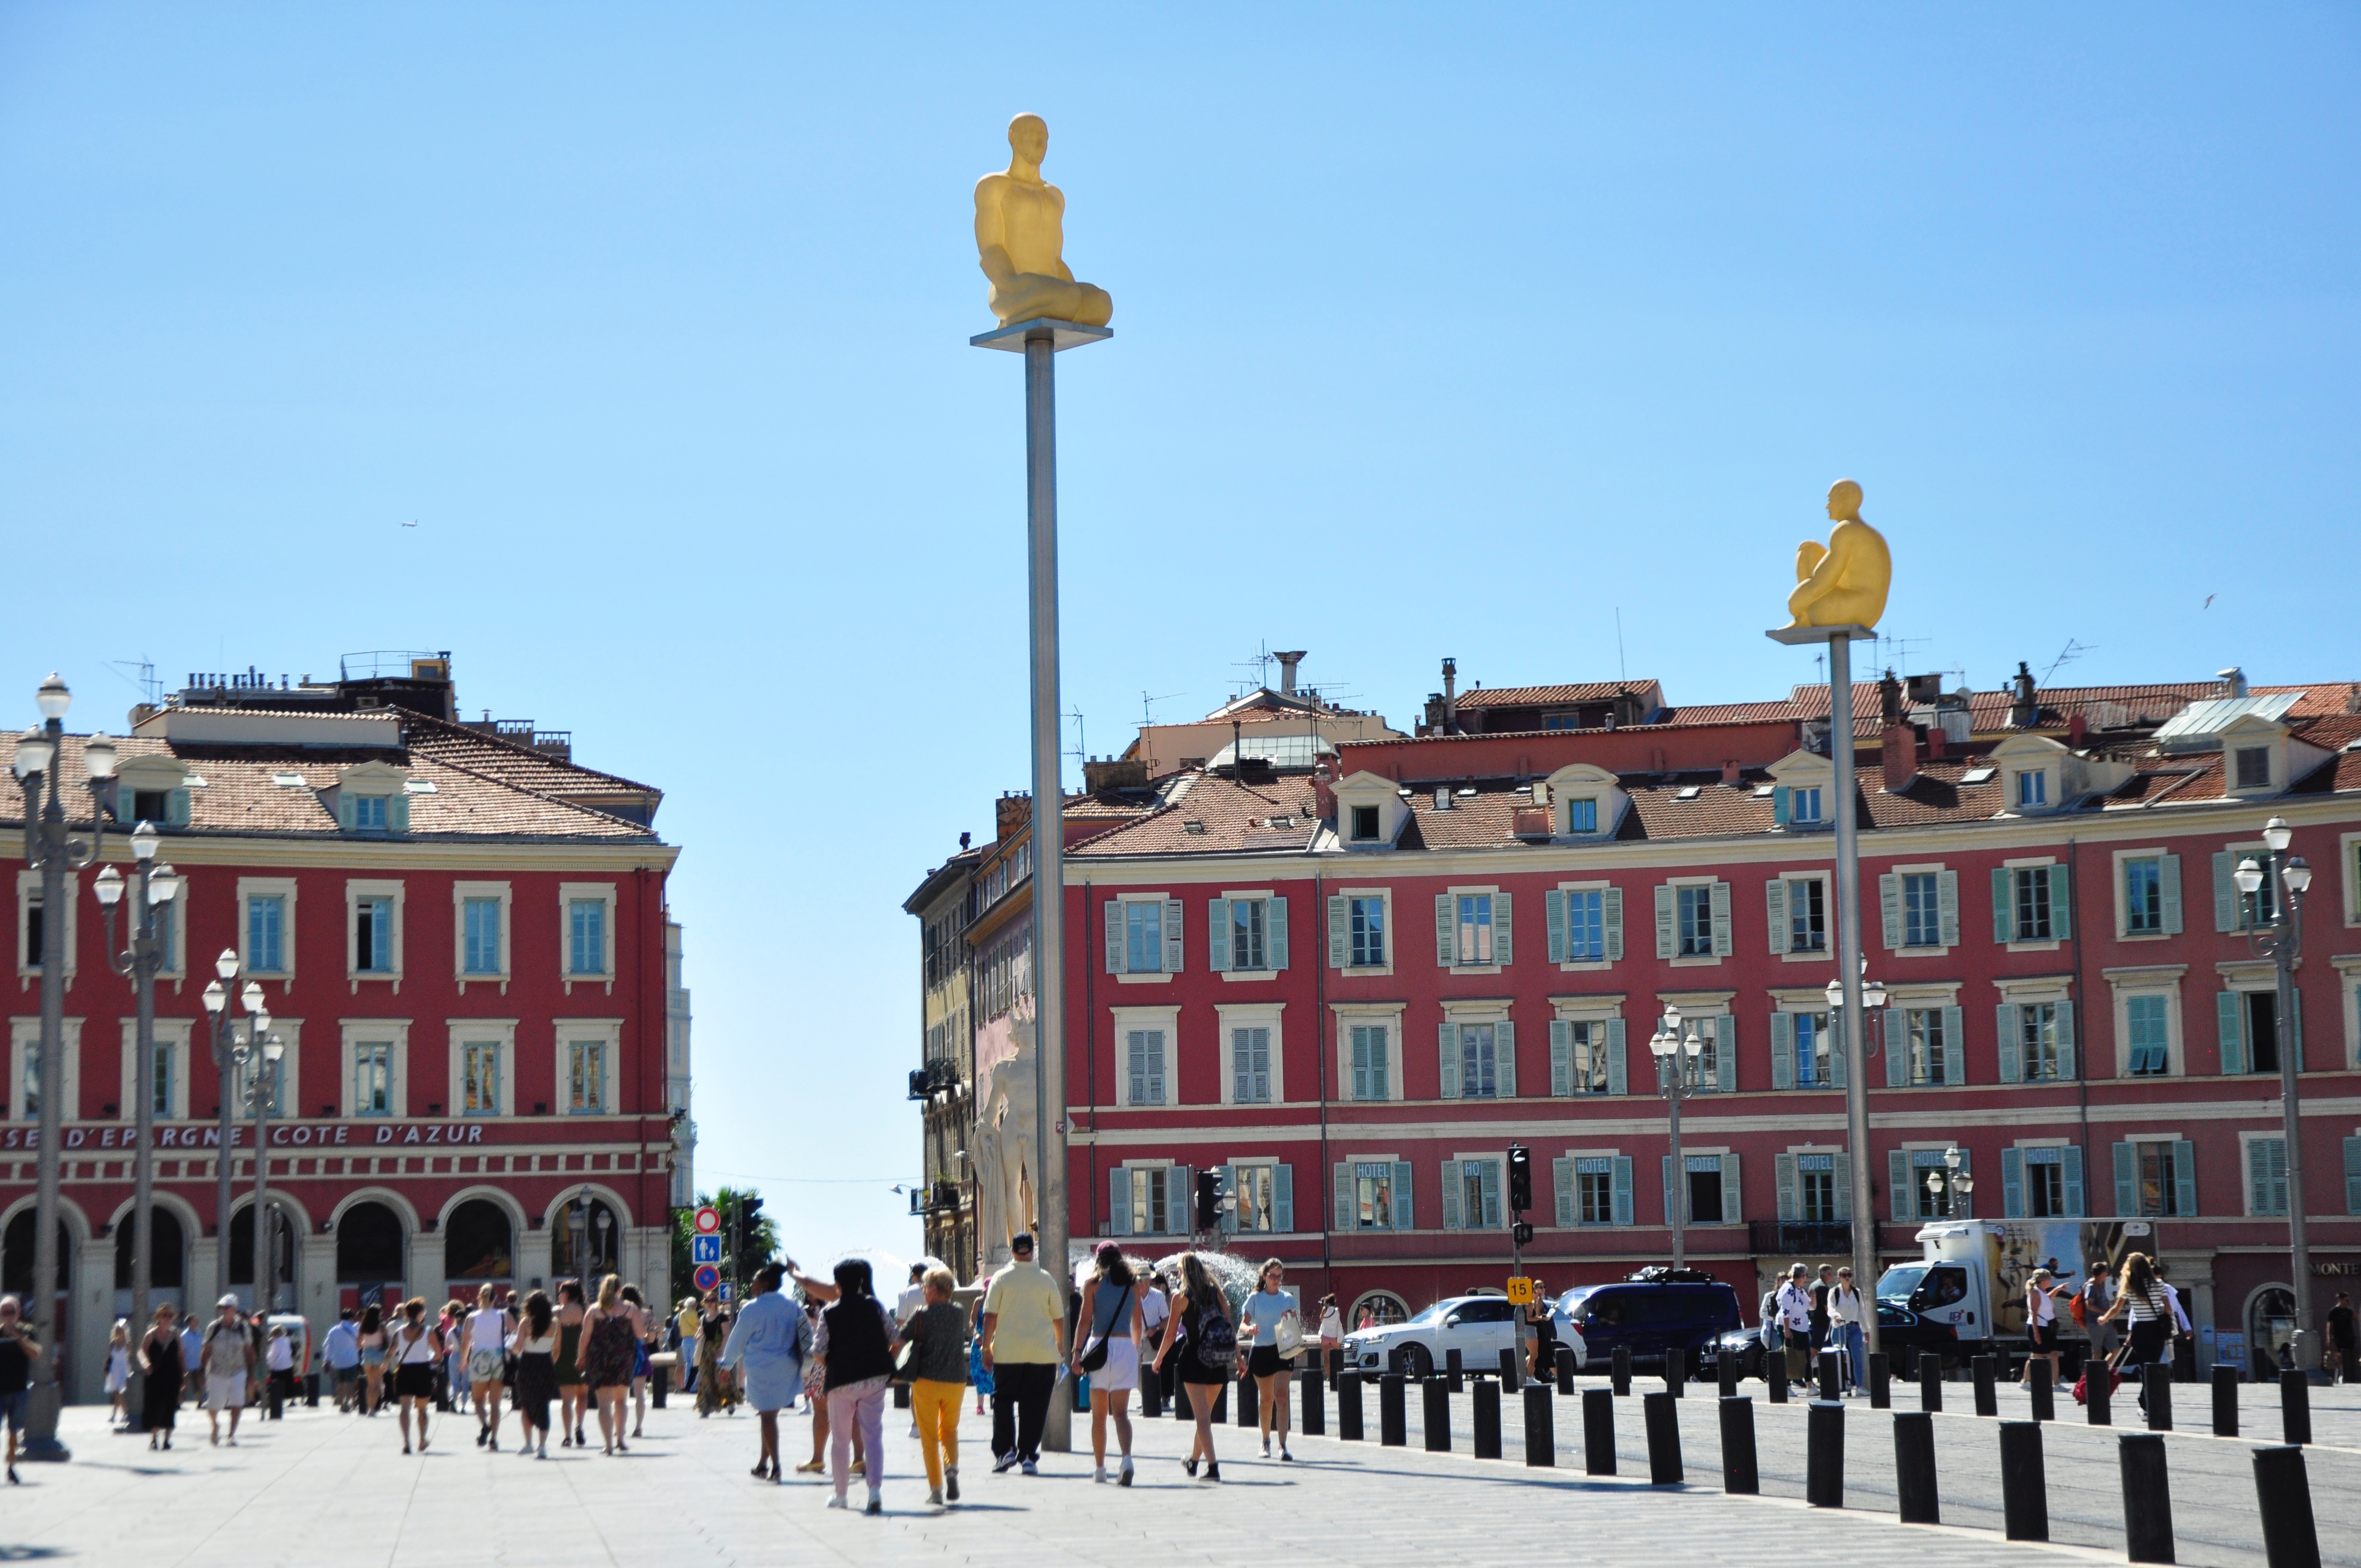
[3,6,2354,1272]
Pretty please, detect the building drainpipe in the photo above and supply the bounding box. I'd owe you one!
[2067,838,2094,1209]
[1085,881,1097,1241]
[1315,870,1332,1284]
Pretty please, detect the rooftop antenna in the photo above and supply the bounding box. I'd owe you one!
[1880,634,1930,681]
[1140,690,1184,727]
[2041,639,2094,685]
[1231,640,1276,695]
[108,657,162,708]
[1614,608,1627,682]
[1064,705,1086,783]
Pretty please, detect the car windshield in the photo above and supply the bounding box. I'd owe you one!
[1553,1287,1596,1316]
[1878,1264,1929,1302]
[1405,1302,1450,1326]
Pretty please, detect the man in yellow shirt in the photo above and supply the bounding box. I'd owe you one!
[979,1233,1066,1475]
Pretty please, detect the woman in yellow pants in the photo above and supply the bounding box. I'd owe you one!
[900,1267,971,1508]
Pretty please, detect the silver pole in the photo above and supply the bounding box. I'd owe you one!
[1022,327,1073,1453]
[126,869,160,1427]
[251,1025,272,1319]
[2270,850,2317,1373]
[1664,1061,1686,1272]
[23,721,71,1460]
[1829,633,1879,1355]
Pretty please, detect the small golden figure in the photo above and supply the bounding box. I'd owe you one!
[974,113,1113,328]
[1787,479,1891,630]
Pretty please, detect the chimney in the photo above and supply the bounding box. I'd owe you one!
[2347,683,2360,715]
[1721,758,1742,787]
[1881,723,1919,792]
[2010,662,2038,728]
[1925,725,1947,760]
[2218,666,2248,699]
[959,831,971,851]
[1878,668,1903,726]
[1274,650,1307,696]
[1441,657,1459,734]
[2067,712,2088,748]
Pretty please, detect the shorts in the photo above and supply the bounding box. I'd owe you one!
[1248,1343,1290,1379]
[2028,1322,2058,1353]
[205,1373,248,1411]
[0,1390,26,1431]
[1088,1337,1139,1392]
[334,1366,361,1388]
[469,1348,504,1383]
[394,1363,436,1401]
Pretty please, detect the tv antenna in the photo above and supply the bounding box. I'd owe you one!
[2042,639,2095,685]
[1140,690,1185,727]
[108,657,163,708]
[1231,640,1277,695]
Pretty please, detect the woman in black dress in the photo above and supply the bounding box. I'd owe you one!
[1150,1254,1232,1482]
[139,1303,183,1450]
[507,1289,558,1459]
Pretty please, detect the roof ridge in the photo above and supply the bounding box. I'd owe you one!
[401,710,659,796]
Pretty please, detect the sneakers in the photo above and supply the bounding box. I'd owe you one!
[1261,1439,1271,1457]
[1118,1458,1134,1487]
[1020,1459,1038,1476]
[864,1494,882,1516]
[1205,1460,1222,1483]
[826,1496,848,1510]
[945,1464,960,1502]
[1183,1457,1198,1478]
[991,1453,1020,1474]
[928,1487,944,1507]
[1279,1446,1293,1462]
[1092,1466,1107,1483]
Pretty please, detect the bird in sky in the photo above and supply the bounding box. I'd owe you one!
[401,520,418,529]
[2203,594,2214,609]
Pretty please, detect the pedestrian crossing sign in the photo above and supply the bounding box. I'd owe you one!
[692,1234,722,1266]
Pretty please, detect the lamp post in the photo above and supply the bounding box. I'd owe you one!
[1648,1006,1708,1270]
[11,674,118,1461]
[93,825,181,1428]
[2234,815,2320,1376]
[1924,1144,1974,1222]
[202,956,279,1311]
[1821,961,1887,1280]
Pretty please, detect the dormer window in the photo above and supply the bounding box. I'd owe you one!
[1791,788,1823,822]
[2233,746,2271,790]
[1350,804,1380,841]
[1564,798,1598,834]
[2017,770,2048,808]
[334,760,412,834]
[353,794,389,832]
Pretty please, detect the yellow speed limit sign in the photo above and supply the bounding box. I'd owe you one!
[1504,1276,1536,1305]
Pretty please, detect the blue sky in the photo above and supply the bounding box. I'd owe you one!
[3,5,2354,1270]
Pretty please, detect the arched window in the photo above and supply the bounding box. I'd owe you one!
[335,1201,406,1284]
[1349,1290,1410,1328]
[444,1200,514,1283]
[114,1207,187,1289]
[229,1202,298,1294]
[0,1212,69,1295]
[550,1196,620,1280]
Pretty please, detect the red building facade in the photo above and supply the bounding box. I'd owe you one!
[1046,675,2361,1372]
[0,668,682,1400]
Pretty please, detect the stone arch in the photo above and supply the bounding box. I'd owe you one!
[108,1192,200,1293]
[331,1193,412,1289]
[329,1186,422,1235]
[2241,1280,2297,1379]
[543,1184,633,1281]
[0,1195,89,1297]
[1347,1288,1410,1329]
[225,1190,313,1306]
[439,1188,523,1287]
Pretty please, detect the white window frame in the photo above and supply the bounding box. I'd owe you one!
[1666,874,1727,967]
[2104,965,2185,1079]
[558,1019,622,1116]
[1443,884,1505,974]
[2111,846,2176,943]
[339,1019,410,1119]
[1226,1158,1288,1234]
[1111,1005,1180,1109]
[1342,1152,1406,1232]
[559,882,617,995]
[227,1017,301,1120]
[1339,888,1394,977]
[15,870,79,987]
[1552,879,1615,971]
[1112,894,1180,984]
[236,876,300,986]
[2003,856,2064,951]
[1116,1161,1187,1237]
[453,880,513,995]
[1448,1149,1506,1232]
[344,878,406,993]
[1330,1002,1404,1104]
[119,1016,195,1121]
[1218,888,1282,978]
[2334,955,2361,1071]
[1889,861,1956,957]
[1777,870,1832,962]
[447,1019,518,1118]
[2339,831,2361,929]
[1564,1147,1628,1228]
[1216,1004,1284,1106]
[2124,1131,2192,1218]
[9,1016,81,1121]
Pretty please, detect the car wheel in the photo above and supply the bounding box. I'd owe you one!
[1403,1344,1433,1380]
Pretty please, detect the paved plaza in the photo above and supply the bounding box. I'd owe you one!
[1,1375,2353,1568]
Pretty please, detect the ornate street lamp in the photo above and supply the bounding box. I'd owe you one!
[2234,815,2321,1376]
[1924,1144,1975,1220]
[203,955,280,1312]
[1649,1006,1709,1270]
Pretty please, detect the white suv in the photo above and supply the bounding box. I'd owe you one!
[1340,1295,1520,1379]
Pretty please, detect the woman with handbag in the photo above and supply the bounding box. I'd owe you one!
[1069,1243,1144,1487]
[1237,1258,1299,1462]
[2097,1251,2173,1413]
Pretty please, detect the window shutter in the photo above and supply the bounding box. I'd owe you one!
[1830,1010,1848,1087]
[1653,884,1676,959]
[2055,1000,2076,1080]
[1886,1016,1908,1086]
[2248,1138,2271,1215]
[1435,894,1456,966]
[1165,898,1184,973]
[1392,1162,1415,1231]
[2212,852,2238,932]
[1494,1020,1515,1097]
[167,787,192,827]
[1553,1157,1575,1228]
[1938,869,1960,945]
[2172,1141,2197,1217]
[1603,886,1624,961]
[1492,891,1513,966]
[1879,874,1901,950]
[1328,896,1348,968]
[2113,1142,2138,1217]
[1772,786,1789,826]
[2048,863,2072,940]
[2001,1147,2025,1218]
[2217,991,2244,1074]
[1218,1165,1237,1234]
[1663,1156,1678,1225]
[389,792,410,832]
[1833,1154,1852,1222]
[1438,1021,1460,1098]
[1997,1004,2022,1085]
[1546,890,1566,964]
[2343,1136,2361,1216]
[1719,1153,1740,1225]
[1766,878,1789,955]
[1109,1168,1131,1236]
[1712,1016,1735,1092]
[1105,901,1125,974]
[1274,1164,1293,1233]
[1207,899,1231,972]
[1889,1148,1911,1222]
[1480,1162,1502,1230]
[1943,1005,1966,1085]
[1334,1163,1353,1231]
[2059,1146,2085,1216]
[1606,1017,1628,1095]
[1770,1011,1795,1090]
[336,790,356,830]
[1992,868,2014,943]
[1775,1153,1798,1222]
[1549,1020,1571,1097]
[1710,881,1732,956]
[1612,1156,1634,1227]
[1269,895,1288,971]
[2159,854,2183,934]
[1441,1161,1463,1231]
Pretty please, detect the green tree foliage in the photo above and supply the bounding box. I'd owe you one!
[670,1188,779,1303]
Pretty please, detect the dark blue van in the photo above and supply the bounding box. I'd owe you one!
[1551,1268,1742,1371]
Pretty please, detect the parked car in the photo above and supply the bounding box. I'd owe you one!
[1550,1268,1743,1373]
[1341,1294,1520,1378]
[1695,1324,1768,1382]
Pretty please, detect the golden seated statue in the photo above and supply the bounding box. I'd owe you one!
[1787,479,1891,630]
[974,113,1113,328]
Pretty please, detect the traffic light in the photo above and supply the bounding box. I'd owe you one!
[1513,1221,1535,1247]
[1195,1169,1222,1230]
[1506,1144,1532,1213]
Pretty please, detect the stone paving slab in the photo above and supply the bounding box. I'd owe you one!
[0,1390,2178,1568]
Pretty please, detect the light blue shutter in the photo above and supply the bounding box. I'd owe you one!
[1720,1153,1741,1224]
[1879,874,1901,950]
[1772,787,1789,826]
[1889,1148,1912,1221]
[2172,1141,2197,1217]
[1938,870,1960,945]
[336,790,356,830]
[1481,1162,1502,1229]
[1441,1161,1463,1230]
[1164,897,1183,973]
[2159,854,2183,934]
[2055,1000,2076,1080]
[2048,864,2072,940]
[1553,1158,1575,1228]
[1546,890,1566,963]
[1606,1018,1628,1095]
[1274,1164,1293,1233]
[2218,992,2245,1074]
[1776,1153,1798,1221]
[1335,1163,1353,1231]
[1169,1165,1192,1236]
[2248,1139,2273,1216]
[1493,892,1512,966]
[1992,868,2014,943]
[1438,1021,1460,1099]
[2212,853,2238,932]
[389,792,410,832]
[1612,1157,1634,1226]
[2113,1142,2137,1217]
[1549,1020,1571,1097]
[2001,1147,2025,1218]
[1328,896,1348,968]
[1603,886,1624,961]
[1435,894,1456,965]
[1710,882,1732,956]
[1392,1162,1415,1230]
[2344,1137,2361,1215]
[1997,1004,2023,1085]
[1105,902,1125,974]
[1830,1010,1848,1087]
[1653,885,1676,958]
[1495,1020,1515,1097]
[1886,1014,1908,1086]
[1770,1011,1795,1090]
[2061,1146,2085,1217]
[1943,1005,1965,1086]
[1207,899,1231,972]
[1268,896,1288,971]
[167,787,192,827]
[1109,1168,1131,1235]
[1766,879,1789,955]
[1712,1017,1735,1092]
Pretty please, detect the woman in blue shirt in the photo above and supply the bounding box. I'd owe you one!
[719,1263,807,1482]
[1236,1259,1298,1462]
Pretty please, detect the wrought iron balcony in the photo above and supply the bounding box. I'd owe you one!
[1750,1220,1853,1257]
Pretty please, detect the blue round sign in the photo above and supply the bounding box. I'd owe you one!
[693,1264,720,1292]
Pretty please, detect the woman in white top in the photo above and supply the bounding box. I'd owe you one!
[466,1284,512,1450]
[2097,1252,2174,1413]
[1316,1295,1344,1385]
[104,1320,132,1423]
[1235,1259,1298,1462]
[390,1297,443,1455]
[2018,1267,2065,1389]
[1825,1268,1867,1395]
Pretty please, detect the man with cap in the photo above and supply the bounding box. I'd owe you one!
[978,1232,1065,1475]
[199,1296,254,1446]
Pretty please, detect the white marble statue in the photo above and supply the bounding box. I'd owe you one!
[971,1016,1040,1268]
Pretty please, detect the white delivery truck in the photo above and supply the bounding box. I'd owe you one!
[1874,1218,2153,1369]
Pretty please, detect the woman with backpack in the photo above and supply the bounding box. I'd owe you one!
[1070,1243,1144,1485]
[2096,1252,2174,1413]
[1151,1252,1233,1482]
[1237,1258,1297,1462]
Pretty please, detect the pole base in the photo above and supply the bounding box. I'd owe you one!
[17,1434,71,1463]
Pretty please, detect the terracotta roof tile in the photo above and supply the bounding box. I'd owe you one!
[1454,681,1663,710]
[1070,774,1324,857]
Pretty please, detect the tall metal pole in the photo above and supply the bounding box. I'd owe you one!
[2267,847,2317,1373]
[128,872,157,1414]
[249,1024,275,1317]
[210,1004,240,1311]
[23,716,72,1460]
[1828,632,1880,1356]
[1664,1061,1687,1272]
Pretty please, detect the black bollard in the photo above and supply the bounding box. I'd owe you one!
[1894,1411,1940,1525]
[1664,1345,1686,1398]
[1973,1354,1999,1417]
[1446,1347,1464,1395]
[1919,1352,1944,1412]
[1999,1421,2049,1542]
[1807,1398,1845,1508]
[1717,1345,1738,1398]
[2088,1356,2113,1426]
[2253,1446,2321,1568]
[1643,1390,1682,1485]
[1140,1368,1161,1418]
[2029,1359,2054,1423]
[2281,1368,2311,1447]
[1473,1379,1502,1458]
[1555,1347,1574,1396]
[1301,1364,1324,1436]
[651,1363,667,1409]
[2145,1365,2172,1431]
[2119,1432,2175,1565]
[1612,1346,1632,1396]
[1719,1395,1758,1494]
[1329,1346,1342,1392]
[1500,1345,1521,1393]
[1582,1386,1616,1474]
[1378,1374,1406,1446]
[1422,1376,1451,1452]
[894,1382,911,1410]
[1767,1363,1788,1403]
[1816,1348,1841,1402]
[1337,1373,1363,1441]
[1523,1384,1554,1467]
[1868,1350,1890,1409]
[1236,1370,1256,1427]
[2212,1365,2240,1437]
